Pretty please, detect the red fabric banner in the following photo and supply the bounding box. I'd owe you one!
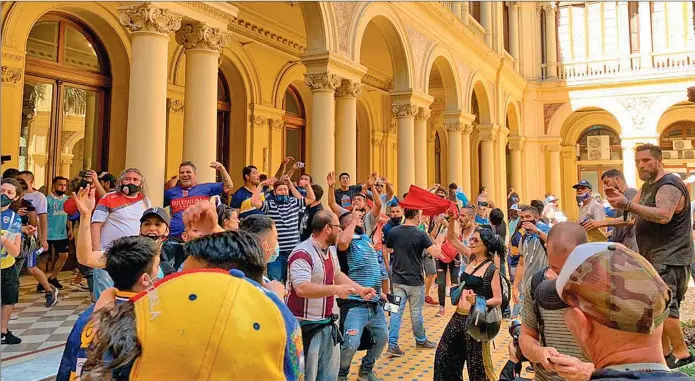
[398,185,459,218]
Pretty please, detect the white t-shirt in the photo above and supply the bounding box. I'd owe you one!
[91,192,149,250]
[23,191,47,215]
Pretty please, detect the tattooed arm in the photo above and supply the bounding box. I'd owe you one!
[628,184,683,224]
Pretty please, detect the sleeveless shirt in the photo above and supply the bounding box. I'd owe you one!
[634,173,695,266]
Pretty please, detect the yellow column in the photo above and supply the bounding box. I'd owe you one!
[481,2,493,46]
[496,127,510,206]
[335,80,361,180]
[461,1,470,23]
[60,154,74,178]
[546,143,562,198]
[617,1,631,71]
[305,72,341,198]
[508,136,525,199]
[120,3,182,207]
[507,1,520,70]
[638,1,653,68]
[414,107,431,188]
[461,124,473,198]
[451,2,462,19]
[622,140,637,187]
[542,3,558,78]
[393,104,417,197]
[445,121,463,189]
[176,23,229,183]
[561,145,578,220]
[478,124,498,202]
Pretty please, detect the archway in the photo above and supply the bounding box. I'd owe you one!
[657,102,695,198]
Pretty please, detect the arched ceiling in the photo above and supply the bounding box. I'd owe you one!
[359,21,393,82]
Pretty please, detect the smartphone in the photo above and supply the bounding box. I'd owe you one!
[79,170,89,178]
[297,162,305,168]
[384,302,400,314]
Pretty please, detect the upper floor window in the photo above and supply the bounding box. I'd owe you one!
[577,125,622,161]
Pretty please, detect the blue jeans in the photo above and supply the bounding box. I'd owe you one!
[339,304,389,376]
[93,268,114,301]
[267,252,290,283]
[305,324,340,381]
[388,283,427,346]
[512,293,523,319]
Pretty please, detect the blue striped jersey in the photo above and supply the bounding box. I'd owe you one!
[262,198,306,252]
[337,234,382,302]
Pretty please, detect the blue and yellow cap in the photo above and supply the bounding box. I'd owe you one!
[127,268,304,381]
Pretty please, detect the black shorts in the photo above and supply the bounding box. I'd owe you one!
[653,264,690,318]
[48,239,69,254]
[1,266,19,305]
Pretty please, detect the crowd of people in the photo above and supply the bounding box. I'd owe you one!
[0,143,694,380]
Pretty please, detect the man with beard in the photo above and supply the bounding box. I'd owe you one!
[286,210,376,381]
[252,174,315,283]
[335,173,367,210]
[606,144,695,368]
[164,161,233,239]
[327,172,382,237]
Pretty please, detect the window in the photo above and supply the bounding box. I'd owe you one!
[659,121,695,152]
[217,72,231,172]
[282,87,306,181]
[576,125,622,161]
[628,2,640,55]
[21,14,111,191]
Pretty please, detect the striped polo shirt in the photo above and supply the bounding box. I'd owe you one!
[261,197,306,253]
[91,192,149,250]
[337,234,382,302]
[286,238,340,322]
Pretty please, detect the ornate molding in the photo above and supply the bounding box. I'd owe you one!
[1,66,22,84]
[335,81,362,98]
[389,118,397,134]
[415,107,431,121]
[183,2,237,24]
[405,25,432,88]
[119,3,182,34]
[543,103,565,134]
[392,104,418,118]
[462,124,474,135]
[505,1,521,11]
[175,23,230,53]
[478,125,499,143]
[333,2,358,53]
[508,136,525,151]
[618,97,656,131]
[251,115,267,128]
[269,118,284,130]
[561,145,577,159]
[2,52,22,62]
[304,73,341,92]
[371,136,384,148]
[543,143,562,153]
[166,99,184,113]
[541,3,557,14]
[444,122,463,133]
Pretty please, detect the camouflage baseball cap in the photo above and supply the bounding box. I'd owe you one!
[535,242,671,334]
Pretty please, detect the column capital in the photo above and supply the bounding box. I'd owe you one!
[508,136,526,151]
[392,104,418,118]
[477,124,499,142]
[541,2,557,14]
[269,118,284,130]
[250,115,267,128]
[561,145,577,159]
[462,124,474,135]
[505,1,521,11]
[166,98,184,113]
[175,23,230,53]
[543,143,562,153]
[304,72,341,92]
[444,122,464,133]
[1,66,23,84]
[335,80,362,98]
[415,107,431,121]
[119,3,182,35]
[60,153,75,164]
[372,136,384,148]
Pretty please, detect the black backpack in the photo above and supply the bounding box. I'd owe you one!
[500,272,512,312]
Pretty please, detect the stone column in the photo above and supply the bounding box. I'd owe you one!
[414,107,430,188]
[617,0,631,71]
[120,3,182,207]
[508,136,525,199]
[60,154,74,178]
[478,124,498,202]
[496,127,510,205]
[542,3,558,78]
[176,23,229,183]
[545,143,562,198]
[461,1,470,23]
[481,1,493,46]
[451,2,462,19]
[335,80,361,180]
[461,124,474,198]
[622,141,637,187]
[638,1,653,68]
[445,121,463,189]
[393,104,417,197]
[507,1,520,70]
[305,72,341,197]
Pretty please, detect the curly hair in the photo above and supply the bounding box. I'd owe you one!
[475,226,505,259]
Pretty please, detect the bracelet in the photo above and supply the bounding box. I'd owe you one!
[625,200,632,212]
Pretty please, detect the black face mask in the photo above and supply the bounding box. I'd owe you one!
[390,217,402,225]
[121,183,141,196]
[55,190,65,196]
[354,226,364,236]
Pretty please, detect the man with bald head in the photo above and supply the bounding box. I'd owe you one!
[518,222,594,381]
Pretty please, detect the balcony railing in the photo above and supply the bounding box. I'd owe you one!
[539,49,695,81]
[466,17,486,41]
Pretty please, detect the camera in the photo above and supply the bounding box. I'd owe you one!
[509,319,522,342]
[383,294,402,314]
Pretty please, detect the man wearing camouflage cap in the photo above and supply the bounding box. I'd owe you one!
[534,242,692,380]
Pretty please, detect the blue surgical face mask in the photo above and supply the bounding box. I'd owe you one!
[1,194,11,208]
[268,245,280,263]
[576,192,591,205]
[276,195,290,204]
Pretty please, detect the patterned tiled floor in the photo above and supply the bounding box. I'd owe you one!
[3,273,517,380]
[1,272,90,361]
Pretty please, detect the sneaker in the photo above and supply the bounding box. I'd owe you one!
[668,354,695,369]
[70,282,89,292]
[357,371,383,381]
[386,344,405,357]
[445,288,451,297]
[416,340,437,349]
[425,296,438,305]
[48,277,64,290]
[1,331,22,345]
[45,286,59,307]
[435,306,445,317]
[36,283,45,293]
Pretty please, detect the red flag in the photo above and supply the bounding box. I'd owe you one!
[399,185,459,218]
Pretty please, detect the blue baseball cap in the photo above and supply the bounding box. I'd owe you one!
[572,180,592,190]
